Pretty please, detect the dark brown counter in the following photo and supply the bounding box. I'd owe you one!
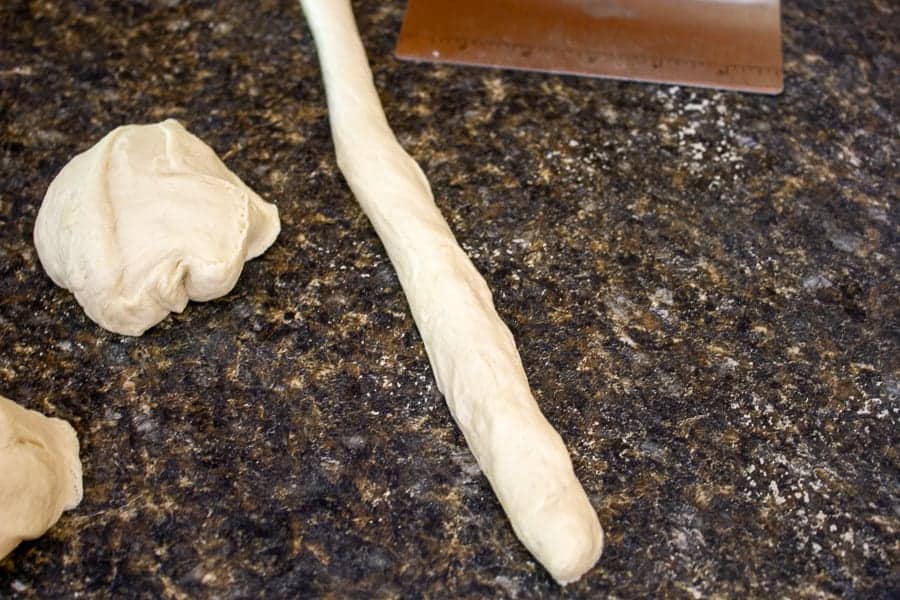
[1,1,897,597]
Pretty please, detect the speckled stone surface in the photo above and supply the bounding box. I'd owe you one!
[1,1,897,597]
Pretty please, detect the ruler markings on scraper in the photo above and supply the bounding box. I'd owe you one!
[421,32,782,82]
[396,0,784,94]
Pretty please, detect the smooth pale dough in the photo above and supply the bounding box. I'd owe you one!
[34,119,280,336]
[299,0,603,585]
[0,394,83,559]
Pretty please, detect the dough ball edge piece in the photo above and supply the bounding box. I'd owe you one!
[33,119,280,336]
[0,394,83,559]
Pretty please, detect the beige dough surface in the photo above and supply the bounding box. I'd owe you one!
[34,119,280,336]
[0,394,82,559]
[299,0,603,584]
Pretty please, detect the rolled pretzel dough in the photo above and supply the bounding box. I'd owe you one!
[299,0,603,584]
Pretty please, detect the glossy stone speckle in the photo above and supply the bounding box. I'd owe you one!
[0,0,897,597]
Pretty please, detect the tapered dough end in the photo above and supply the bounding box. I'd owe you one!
[488,412,604,584]
[529,492,604,585]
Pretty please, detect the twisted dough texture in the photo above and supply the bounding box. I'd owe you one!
[299,0,603,584]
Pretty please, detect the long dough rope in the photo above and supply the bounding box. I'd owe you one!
[299,0,603,584]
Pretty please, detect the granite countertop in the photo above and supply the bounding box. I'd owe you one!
[1,0,897,597]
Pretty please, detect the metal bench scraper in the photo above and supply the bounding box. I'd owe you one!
[396,0,783,94]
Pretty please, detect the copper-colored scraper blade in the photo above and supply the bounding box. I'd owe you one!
[396,0,783,94]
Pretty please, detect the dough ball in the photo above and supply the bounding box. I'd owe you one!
[0,394,83,559]
[34,119,280,336]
